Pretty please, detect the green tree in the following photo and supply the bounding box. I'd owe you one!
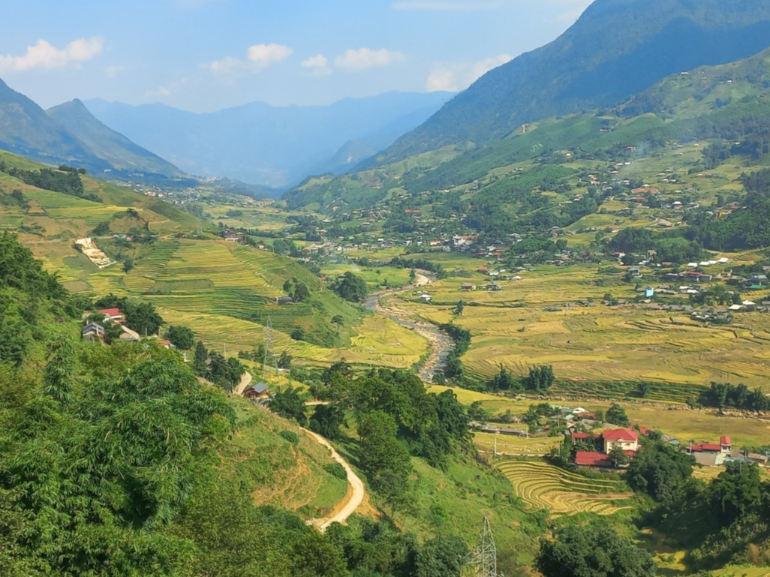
[453,300,465,317]
[278,350,292,369]
[536,522,656,577]
[122,258,134,274]
[291,327,305,341]
[605,403,630,426]
[309,404,346,439]
[270,386,308,426]
[627,440,694,503]
[358,411,412,505]
[637,382,650,398]
[414,535,468,577]
[608,446,630,468]
[331,315,345,332]
[167,325,195,350]
[333,272,368,303]
[194,340,208,375]
[42,335,76,404]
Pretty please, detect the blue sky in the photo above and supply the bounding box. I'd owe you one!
[0,0,591,112]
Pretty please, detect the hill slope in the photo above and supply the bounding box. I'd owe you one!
[47,99,183,177]
[0,77,183,178]
[376,0,770,164]
[85,91,453,188]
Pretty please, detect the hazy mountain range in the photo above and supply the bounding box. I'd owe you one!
[84,92,453,188]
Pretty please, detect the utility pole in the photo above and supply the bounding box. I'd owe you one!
[465,516,501,577]
[262,316,277,379]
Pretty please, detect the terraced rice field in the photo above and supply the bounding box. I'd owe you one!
[497,460,634,517]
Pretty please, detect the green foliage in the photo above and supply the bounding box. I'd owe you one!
[524,365,555,392]
[358,411,413,506]
[2,165,99,202]
[166,325,195,350]
[703,382,770,411]
[605,403,630,427]
[310,404,346,440]
[488,364,519,392]
[333,272,368,303]
[95,294,164,336]
[280,430,300,445]
[627,440,695,504]
[323,462,347,480]
[536,521,656,577]
[270,386,308,427]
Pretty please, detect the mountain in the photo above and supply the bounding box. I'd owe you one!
[46,99,183,177]
[0,77,183,179]
[84,91,453,188]
[0,77,98,167]
[374,0,770,165]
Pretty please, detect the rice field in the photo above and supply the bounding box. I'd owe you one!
[400,257,770,392]
[496,459,634,517]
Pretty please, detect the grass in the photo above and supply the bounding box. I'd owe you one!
[214,400,348,519]
[495,459,635,517]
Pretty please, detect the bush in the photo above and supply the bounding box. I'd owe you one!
[279,430,300,445]
[323,462,347,480]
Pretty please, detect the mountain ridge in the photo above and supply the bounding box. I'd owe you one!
[371,0,770,166]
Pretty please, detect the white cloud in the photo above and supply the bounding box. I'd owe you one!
[0,37,104,72]
[301,54,332,77]
[105,64,126,79]
[334,48,405,72]
[426,53,513,92]
[247,43,293,66]
[205,43,292,75]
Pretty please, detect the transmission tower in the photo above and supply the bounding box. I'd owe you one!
[262,316,278,378]
[465,516,501,577]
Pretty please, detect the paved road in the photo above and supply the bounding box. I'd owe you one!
[233,371,253,396]
[304,430,365,531]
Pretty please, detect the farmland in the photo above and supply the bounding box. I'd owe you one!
[401,254,770,393]
[496,460,634,517]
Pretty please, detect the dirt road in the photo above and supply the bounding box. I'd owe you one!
[304,430,365,531]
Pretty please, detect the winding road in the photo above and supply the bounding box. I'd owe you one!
[364,271,455,382]
[234,371,364,531]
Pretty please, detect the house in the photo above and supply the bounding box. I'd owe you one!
[461,283,476,292]
[486,283,502,292]
[98,308,125,324]
[602,429,640,453]
[82,323,105,342]
[420,294,432,303]
[245,382,270,400]
[644,288,655,298]
[275,296,294,305]
[575,451,611,468]
[689,436,731,455]
[571,431,592,443]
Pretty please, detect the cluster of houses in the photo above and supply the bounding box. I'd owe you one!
[572,428,642,468]
[687,436,769,468]
[82,307,142,343]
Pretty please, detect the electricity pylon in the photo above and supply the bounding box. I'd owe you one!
[465,516,501,577]
[262,316,277,378]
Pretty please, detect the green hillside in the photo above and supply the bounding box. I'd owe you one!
[375,0,770,164]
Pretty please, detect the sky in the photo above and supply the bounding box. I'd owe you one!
[0,0,591,113]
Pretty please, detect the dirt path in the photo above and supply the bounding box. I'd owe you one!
[364,271,454,382]
[233,371,253,396]
[234,373,364,530]
[303,430,365,531]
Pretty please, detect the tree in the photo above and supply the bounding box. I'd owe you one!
[524,365,555,391]
[536,522,656,577]
[122,258,134,274]
[333,272,368,303]
[358,411,412,505]
[309,404,346,439]
[278,350,292,369]
[331,315,345,332]
[42,335,76,404]
[489,364,517,391]
[291,327,305,341]
[194,341,208,375]
[605,403,630,427]
[167,325,195,350]
[608,446,630,468]
[414,535,468,577]
[636,382,650,398]
[453,300,465,317]
[627,440,694,503]
[270,386,308,426]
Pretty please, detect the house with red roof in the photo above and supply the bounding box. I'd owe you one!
[98,308,124,324]
[575,451,611,468]
[602,429,639,454]
[688,436,731,455]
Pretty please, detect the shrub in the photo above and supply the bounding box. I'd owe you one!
[323,462,347,480]
[279,430,300,445]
